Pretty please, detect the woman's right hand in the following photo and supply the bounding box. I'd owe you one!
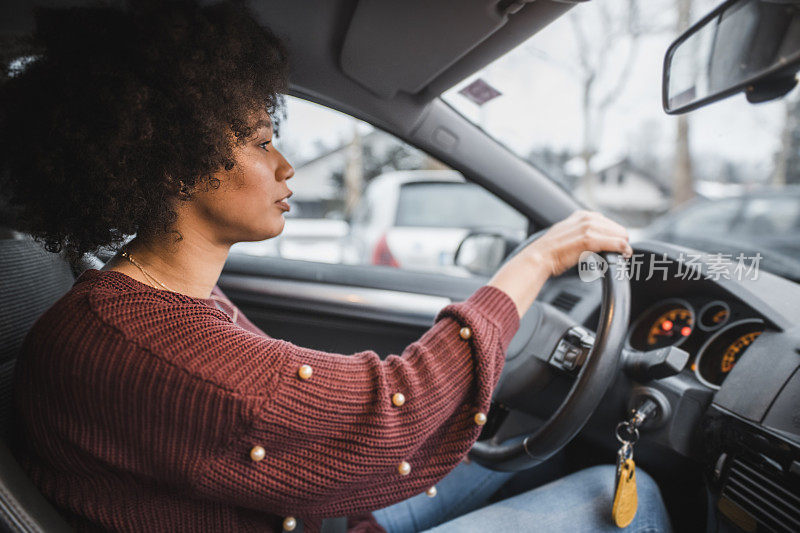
[488,210,632,318]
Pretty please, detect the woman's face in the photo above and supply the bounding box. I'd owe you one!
[183,115,295,246]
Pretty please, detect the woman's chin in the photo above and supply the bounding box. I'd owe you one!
[259,217,285,240]
[231,213,286,243]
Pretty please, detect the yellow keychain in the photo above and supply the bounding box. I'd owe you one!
[612,403,658,528]
[612,456,638,527]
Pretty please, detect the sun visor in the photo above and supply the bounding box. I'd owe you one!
[340,0,513,99]
[340,0,583,100]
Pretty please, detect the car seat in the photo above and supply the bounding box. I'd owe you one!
[0,228,78,532]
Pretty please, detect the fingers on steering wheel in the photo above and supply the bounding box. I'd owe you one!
[592,213,629,241]
[578,212,632,257]
[583,232,633,258]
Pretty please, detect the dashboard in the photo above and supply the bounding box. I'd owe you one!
[537,241,800,532]
[541,242,786,404]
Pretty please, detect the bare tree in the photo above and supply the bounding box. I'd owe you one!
[568,0,646,205]
[342,124,364,217]
[772,91,800,186]
[671,0,694,206]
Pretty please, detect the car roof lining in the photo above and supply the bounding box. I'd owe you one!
[2,0,576,102]
[339,0,576,100]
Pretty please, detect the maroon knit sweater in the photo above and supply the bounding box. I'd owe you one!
[13,268,520,532]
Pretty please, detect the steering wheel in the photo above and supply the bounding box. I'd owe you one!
[469,231,630,471]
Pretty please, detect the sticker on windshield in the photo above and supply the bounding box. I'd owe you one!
[458,78,502,106]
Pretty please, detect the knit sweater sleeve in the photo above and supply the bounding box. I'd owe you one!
[90,282,519,520]
[191,285,519,518]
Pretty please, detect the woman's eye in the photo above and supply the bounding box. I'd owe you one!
[259,140,271,152]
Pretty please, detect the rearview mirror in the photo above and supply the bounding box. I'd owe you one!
[663,0,800,114]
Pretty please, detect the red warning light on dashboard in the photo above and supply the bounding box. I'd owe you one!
[681,326,692,337]
[661,320,673,331]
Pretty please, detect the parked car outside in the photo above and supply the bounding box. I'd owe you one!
[341,170,527,275]
[643,187,800,268]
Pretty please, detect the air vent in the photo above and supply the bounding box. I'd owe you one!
[719,457,800,533]
[551,291,581,313]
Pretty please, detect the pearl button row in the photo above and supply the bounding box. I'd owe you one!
[279,484,436,530]
[277,337,478,517]
[459,326,486,427]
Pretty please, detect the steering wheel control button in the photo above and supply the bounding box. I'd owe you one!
[550,326,594,372]
[426,486,438,497]
[297,364,313,380]
[391,392,406,407]
[459,326,472,340]
[398,461,411,476]
[282,517,297,531]
[249,446,266,463]
[563,348,582,369]
[474,412,487,426]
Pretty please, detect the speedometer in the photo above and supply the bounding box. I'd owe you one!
[628,299,695,351]
[695,319,765,389]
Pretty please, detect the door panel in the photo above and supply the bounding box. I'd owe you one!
[219,254,488,356]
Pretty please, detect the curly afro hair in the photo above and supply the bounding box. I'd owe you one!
[0,0,288,261]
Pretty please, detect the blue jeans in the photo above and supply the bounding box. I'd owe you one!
[373,461,672,532]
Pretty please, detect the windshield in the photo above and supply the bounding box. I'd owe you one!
[443,0,800,280]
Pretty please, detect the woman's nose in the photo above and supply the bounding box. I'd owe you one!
[275,149,294,181]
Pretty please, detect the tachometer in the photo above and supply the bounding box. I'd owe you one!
[698,301,730,331]
[695,319,765,390]
[628,299,695,351]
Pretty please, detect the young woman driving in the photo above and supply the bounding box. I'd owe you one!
[1,2,671,531]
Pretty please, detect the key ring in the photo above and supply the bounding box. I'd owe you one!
[615,421,639,445]
[617,441,633,461]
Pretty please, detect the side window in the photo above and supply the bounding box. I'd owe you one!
[229,96,527,275]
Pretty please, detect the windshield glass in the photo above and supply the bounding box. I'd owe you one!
[443,0,800,280]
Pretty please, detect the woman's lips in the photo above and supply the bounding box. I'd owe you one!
[276,190,292,212]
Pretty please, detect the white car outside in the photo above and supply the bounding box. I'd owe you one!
[343,170,527,275]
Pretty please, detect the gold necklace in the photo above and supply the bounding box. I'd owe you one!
[120,250,176,292]
[120,250,238,323]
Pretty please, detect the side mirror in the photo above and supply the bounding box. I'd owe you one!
[454,232,518,276]
[663,0,800,114]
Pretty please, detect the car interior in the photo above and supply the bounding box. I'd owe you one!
[2,1,800,532]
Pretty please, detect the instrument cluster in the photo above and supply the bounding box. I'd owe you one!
[626,296,764,390]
